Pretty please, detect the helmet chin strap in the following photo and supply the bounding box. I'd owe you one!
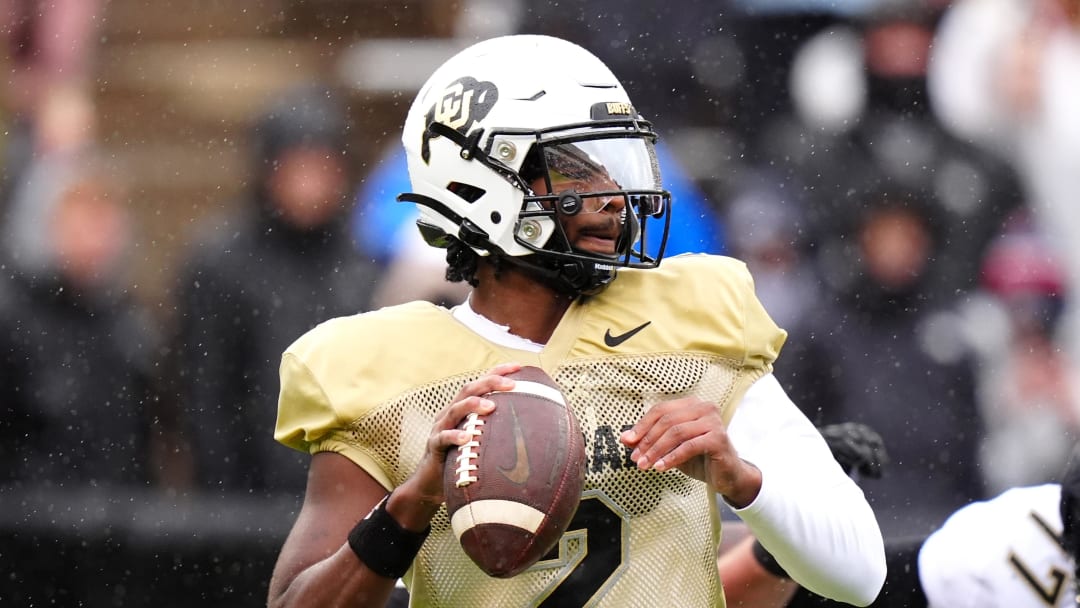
[498,251,614,297]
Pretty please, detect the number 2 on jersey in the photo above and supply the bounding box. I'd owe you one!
[536,490,628,607]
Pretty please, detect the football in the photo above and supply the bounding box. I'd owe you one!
[444,365,586,578]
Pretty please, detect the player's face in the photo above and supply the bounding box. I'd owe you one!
[531,169,627,257]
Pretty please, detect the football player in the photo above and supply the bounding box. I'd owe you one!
[267,35,885,607]
[727,443,1080,608]
[915,479,1079,607]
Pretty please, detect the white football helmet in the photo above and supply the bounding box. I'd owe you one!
[399,34,671,295]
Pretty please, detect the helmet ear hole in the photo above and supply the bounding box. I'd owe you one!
[447,182,486,203]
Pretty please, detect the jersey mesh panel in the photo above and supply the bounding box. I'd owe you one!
[339,354,743,607]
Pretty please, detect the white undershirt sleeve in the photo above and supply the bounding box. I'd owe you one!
[726,373,887,606]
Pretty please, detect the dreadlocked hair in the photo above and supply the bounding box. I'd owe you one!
[445,238,505,287]
[445,238,479,287]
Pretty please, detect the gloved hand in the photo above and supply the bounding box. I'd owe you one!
[818,422,889,480]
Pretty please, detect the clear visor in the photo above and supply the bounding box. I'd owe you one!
[540,137,664,216]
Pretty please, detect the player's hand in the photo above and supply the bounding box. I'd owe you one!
[403,363,521,508]
[818,422,889,480]
[619,396,761,508]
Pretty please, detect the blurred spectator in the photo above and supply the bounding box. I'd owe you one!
[777,186,986,541]
[2,83,98,259]
[929,0,1080,385]
[0,0,102,200]
[723,170,819,331]
[766,6,1024,302]
[961,213,1080,494]
[0,150,161,489]
[171,84,381,496]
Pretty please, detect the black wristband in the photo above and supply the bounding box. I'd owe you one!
[348,494,431,579]
[751,539,790,579]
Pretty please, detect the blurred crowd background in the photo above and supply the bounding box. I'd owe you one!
[2,0,1079,605]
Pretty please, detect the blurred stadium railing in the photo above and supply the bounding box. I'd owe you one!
[1,485,300,606]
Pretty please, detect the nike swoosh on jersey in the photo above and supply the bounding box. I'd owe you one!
[498,409,531,484]
[604,321,652,347]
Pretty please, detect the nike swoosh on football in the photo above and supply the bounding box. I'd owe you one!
[498,409,531,484]
[604,321,652,347]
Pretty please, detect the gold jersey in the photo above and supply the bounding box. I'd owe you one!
[276,253,786,607]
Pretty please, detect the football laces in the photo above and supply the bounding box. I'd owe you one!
[454,413,485,487]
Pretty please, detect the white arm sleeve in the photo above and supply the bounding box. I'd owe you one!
[726,374,887,606]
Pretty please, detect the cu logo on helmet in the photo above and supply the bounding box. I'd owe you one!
[421,76,498,163]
